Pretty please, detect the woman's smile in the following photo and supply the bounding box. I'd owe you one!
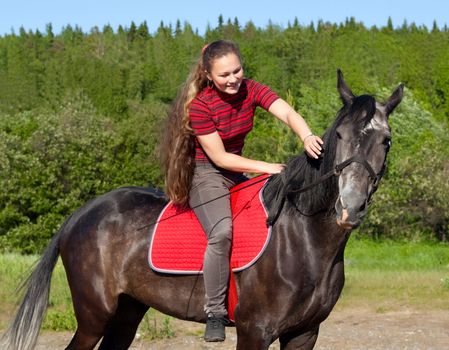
[207,53,244,95]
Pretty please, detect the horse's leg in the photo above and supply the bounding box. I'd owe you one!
[235,324,273,350]
[279,327,319,350]
[63,265,121,350]
[64,291,117,350]
[98,294,149,350]
[65,329,102,350]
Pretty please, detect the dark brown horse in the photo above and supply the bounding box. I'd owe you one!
[2,71,403,350]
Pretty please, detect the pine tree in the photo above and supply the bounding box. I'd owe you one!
[175,19,182,37]
[137,21,150,40]
[128,21,137,42]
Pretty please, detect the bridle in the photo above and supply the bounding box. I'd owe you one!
[287,154,382,195]
[266,154,384,224]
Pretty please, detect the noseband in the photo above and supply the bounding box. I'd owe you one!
[333,155,381,187]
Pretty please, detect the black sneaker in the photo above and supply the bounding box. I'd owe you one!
[204,313,228,342]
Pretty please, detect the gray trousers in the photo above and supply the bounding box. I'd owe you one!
[189,164,246,317]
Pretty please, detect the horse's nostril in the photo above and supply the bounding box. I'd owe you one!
[359,201,366,212]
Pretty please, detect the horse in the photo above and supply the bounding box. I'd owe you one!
[2,70,403,350]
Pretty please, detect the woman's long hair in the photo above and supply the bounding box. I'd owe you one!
[160,40,242,205]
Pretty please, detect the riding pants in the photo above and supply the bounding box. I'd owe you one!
[189,163,247,317]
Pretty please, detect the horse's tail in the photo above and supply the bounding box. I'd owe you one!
[1,230,61,350]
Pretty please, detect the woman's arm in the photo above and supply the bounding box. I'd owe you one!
[268,98,323,159]
[196,132,284,174]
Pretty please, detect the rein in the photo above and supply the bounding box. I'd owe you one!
[266,155,380,224]
[137,156,380,231]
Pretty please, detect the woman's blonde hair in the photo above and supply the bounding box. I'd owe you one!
[160,40,241,205]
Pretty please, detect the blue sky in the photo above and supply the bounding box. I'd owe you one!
[1,0,448,36]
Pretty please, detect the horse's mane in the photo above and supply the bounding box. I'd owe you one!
[264,95,376,224]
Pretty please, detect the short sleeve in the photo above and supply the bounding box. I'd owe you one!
[250,80,280,110]
[189,98,216,136]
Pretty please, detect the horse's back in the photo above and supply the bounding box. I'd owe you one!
[60,185,167,238]
[58,186,167,294]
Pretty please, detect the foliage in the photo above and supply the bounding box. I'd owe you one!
[138,312,174,340]
[0,18,448,252]
[358,89,449,241]
[0,92,165,253]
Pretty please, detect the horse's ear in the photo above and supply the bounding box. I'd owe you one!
[385,84,404,116]
[337,69,355,105]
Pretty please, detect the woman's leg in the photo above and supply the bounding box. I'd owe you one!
[189,167,236,318]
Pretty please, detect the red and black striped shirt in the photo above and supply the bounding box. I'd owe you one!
[189,79,279,164]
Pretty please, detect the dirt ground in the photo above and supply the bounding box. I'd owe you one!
[28,308,449,350]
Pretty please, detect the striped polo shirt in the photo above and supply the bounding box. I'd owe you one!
[189,79,279,164]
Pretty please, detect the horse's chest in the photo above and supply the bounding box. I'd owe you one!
[293,271,345,325]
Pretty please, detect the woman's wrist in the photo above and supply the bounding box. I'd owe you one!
[302,133,314,143]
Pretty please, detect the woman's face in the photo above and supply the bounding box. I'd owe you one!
[207,53,244,95]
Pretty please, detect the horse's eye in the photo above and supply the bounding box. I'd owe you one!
[336,131,343,139]
[383,138,392,148]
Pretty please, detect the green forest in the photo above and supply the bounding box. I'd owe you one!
[0,17,448,253]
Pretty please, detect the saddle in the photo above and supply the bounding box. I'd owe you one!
[148,174,272,321]
[149,174,272,273]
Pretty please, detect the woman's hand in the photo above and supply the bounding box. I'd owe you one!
[263,162,285,174]
[303,134,324,159]
[268,99,324,159]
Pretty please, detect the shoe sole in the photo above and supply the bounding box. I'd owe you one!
[204,337,225,342]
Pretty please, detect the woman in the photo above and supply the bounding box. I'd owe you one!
[161,40,323,342]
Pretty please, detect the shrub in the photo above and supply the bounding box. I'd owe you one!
[0,91,164,253]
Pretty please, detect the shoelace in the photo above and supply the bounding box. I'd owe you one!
[208,318,222,329]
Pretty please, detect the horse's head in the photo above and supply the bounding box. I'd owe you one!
[334,70,403,229]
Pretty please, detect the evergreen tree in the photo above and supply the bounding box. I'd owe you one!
[46,23,54,41]
[175,19,182,37]
[385,17,394,32]
[128,21,137,42]
[0,16,449,250]
[218,15,224,29]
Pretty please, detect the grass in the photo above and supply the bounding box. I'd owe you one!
[0,254,76,331]
[336,238,449,311]
[1,239,448,334]
[0,254,174,338]
[344,238,449,270]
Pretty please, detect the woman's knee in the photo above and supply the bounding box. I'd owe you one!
[207,217,232,244]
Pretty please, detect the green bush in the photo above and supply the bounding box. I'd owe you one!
[358,88,449,241]
[0,91,164,253]
[1,21,449,251]
[248,82,449,241]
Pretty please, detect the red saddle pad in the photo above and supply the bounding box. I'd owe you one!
[149,174,272,274]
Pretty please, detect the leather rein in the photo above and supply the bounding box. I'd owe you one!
[265,155,382,224]
[138,155,382,230]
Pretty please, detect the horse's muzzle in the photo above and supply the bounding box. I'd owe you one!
[335,195,366,229]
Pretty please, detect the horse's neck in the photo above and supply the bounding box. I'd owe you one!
[279,210,349,266]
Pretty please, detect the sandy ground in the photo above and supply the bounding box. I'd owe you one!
[27,308,449,350]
